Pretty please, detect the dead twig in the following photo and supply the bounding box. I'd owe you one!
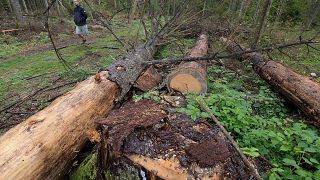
[23,72,54,80]
[5,111,33,115]
[0,77,61,114]
[196,98,262,180]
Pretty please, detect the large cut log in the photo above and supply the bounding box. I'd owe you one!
[222,38,320,126]
[0,41,158,179]
[167,34,209,94]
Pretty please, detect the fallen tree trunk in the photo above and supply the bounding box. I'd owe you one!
[222,38,320,126]
[167,34,209,94]
[0,73,118,179]
[0,42,157,179]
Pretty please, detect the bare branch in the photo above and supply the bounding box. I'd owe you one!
[143,40,319,65]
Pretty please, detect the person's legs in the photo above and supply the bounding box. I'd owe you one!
[75,25,87,43]
[78,34,86,43]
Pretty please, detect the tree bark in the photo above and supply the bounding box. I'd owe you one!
[21,0,28,14]
[9,0,24,26]
[167,34,209,94]
[252,0,272,48]
[43,0,48,9]
[0,38,158,179]
[223,39,320,127]
[134,66,162,92]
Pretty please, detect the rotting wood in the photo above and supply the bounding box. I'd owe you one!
[222,38,320,127]
[167,34,209,94]
[96,100,257,179]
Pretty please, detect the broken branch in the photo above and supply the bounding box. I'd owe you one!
[196,98,262,180]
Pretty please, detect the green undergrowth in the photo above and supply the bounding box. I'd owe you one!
[69,153,140,180]
[179,65,320,179]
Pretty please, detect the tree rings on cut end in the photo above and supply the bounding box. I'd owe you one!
[167,68,207,94]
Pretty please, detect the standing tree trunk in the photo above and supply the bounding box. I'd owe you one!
[43,0,48,9]
[7,0,13,12]
[21,0,28,14]
[304,0,320,30]
[128,0,138,25]
[56,0,61,16]
[9,0,24,26]
[273,0,285,27]
[252,0,272,48]
[238,0,249,18]
[252,0,261,27]
[237,0,251,23]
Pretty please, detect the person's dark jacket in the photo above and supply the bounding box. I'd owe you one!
[74,5,87,26]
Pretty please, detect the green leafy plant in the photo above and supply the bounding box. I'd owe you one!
[133,91,161,102]
[179,65,320,179]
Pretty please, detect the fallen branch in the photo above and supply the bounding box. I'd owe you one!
[5,111,32,115]
[2,29,24,34]
[0,77,60,114]
[23,72,54,80]
[0,78,80,114]
[196,98,262,180]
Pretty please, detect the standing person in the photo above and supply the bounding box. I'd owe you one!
[74,0,88,43]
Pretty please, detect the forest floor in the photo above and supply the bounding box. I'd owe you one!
[0,16,320,179]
